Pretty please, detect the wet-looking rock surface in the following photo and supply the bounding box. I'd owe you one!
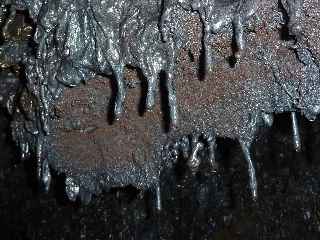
[1,0,320,239]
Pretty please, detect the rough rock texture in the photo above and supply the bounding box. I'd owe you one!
[2,113,320,239]
[0,0,319,208]
[1,0,320,239]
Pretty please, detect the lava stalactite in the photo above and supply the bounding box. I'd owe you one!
[0,0,319,210]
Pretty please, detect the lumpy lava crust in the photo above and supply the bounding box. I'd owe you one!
[1,0,319,205]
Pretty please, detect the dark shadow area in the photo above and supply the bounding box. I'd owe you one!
[198,45,207,81]
[277,0,296,42]
[159,70,171,132]
[105,74,118,124]
[2,109,320,239]
[229,32,239,68]
[134,67,148,117]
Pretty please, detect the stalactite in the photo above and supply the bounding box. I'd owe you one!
[0,0,319,209]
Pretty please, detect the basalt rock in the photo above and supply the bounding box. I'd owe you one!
[1,0,320,210]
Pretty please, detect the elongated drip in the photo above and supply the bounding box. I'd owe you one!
[0,3,6,25]
[155,183,162,211]
[187,135,204,174]
[262,112,274,128]
[192,0,259,77]
[202,22,215,77]
[231,0,259,64]
[165,40,179,129]
[205,131,218,172]
[112,64,125,121]
[36,135,43,181]
[36,135,51,192]
[291,112,302,152]
[21,142,30,161]
[180,135,190,160]
[39,84,50,135]
[41,158,51,193]
[240,140,258,201]
[65,177,80,202]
